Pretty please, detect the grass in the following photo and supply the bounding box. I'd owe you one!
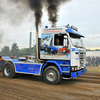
[87,66,100,72]
[0,67,2,72]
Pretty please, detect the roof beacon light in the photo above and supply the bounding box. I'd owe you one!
[45,26,48,28]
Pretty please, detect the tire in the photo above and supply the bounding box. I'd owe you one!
[2,62,17,78]
[43,66,61,85]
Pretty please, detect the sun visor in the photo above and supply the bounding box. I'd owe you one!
[66,28,84,37]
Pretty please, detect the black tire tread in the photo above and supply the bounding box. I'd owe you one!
[2,62,17,78]
[43,66,61,85]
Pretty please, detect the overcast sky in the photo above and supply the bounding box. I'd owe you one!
[0,0,100,51]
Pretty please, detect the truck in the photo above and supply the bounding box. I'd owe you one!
[0,24,87,84]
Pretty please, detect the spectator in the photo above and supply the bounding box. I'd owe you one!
[88,56,91,66]
[96,57,99,67]
[92,56,95,66]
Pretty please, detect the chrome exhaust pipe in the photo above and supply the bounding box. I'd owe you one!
[36,30,43,62]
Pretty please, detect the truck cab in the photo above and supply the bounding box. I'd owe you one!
[40,25,86,74]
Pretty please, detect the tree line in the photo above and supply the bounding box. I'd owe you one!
[1,43,100,57]
[86,49,100,51]
[0,43,36,57]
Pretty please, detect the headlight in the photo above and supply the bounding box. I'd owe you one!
[71,66,77,71]
[71,67,75,71]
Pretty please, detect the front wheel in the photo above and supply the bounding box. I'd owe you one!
[43,66,61,85]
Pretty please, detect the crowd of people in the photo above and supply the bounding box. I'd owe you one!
[86,56,100,67]
[10,56,35,61]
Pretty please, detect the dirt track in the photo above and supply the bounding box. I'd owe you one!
[0,72,100,100]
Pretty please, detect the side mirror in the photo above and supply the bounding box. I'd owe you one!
[64,35,68,39]
[64,38,68,47]
[64,35,68,47]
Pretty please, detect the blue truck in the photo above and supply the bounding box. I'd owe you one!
[0,25,87,84]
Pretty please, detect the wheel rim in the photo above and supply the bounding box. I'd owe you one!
[4,65,11,76]
[46,70,56,82]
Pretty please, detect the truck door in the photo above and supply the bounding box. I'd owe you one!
[52,34,70,60]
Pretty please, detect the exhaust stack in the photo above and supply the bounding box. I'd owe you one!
[36,30,43,62]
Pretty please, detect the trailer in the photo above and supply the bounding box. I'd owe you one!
[0,25,87,84]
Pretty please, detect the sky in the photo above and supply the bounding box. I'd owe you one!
[0,0,100,51]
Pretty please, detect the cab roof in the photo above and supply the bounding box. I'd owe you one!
[66,27,84,37]
[43,25,85,38]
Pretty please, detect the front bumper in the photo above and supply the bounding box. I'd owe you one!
[71,67,87,78]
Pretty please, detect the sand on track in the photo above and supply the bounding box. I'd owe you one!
[0,72,100,100]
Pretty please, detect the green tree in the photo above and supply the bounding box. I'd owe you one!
[18,44,36,56]
[18,48,29,56]
[11,43,19,56]
[31,44,36,54]
[95,49,100,51]
[1,46,11,56]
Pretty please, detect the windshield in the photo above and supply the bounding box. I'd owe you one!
[71,37,84,48]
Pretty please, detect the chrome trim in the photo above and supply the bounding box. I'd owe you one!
[62,71,70,73]
[60,64,69,66]
[63,77,72,80]
[14,62,42,65]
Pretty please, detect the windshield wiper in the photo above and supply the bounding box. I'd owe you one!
[73,45,84,48]
[73,45,79,48]
[79,46,84,48]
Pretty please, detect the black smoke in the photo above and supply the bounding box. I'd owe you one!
[0,0,30,26]
[0,0,71,31]
[10,0,44,31]
[46,0,70,27]
[28,0,44,31]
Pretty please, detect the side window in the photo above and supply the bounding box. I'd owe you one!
[54,34,63,46]
[54,34,68,46]
[41,34,53,46]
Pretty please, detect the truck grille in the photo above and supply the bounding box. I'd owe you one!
[79,50,84,67]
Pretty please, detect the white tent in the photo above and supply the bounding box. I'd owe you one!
[86,51,100,57]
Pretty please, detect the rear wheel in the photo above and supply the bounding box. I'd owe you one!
[2,62,17,78]
[43,66,61,85]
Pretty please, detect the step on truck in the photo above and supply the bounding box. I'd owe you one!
[0,25,87,84]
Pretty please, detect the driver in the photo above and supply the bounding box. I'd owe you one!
[56,38,60,45]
